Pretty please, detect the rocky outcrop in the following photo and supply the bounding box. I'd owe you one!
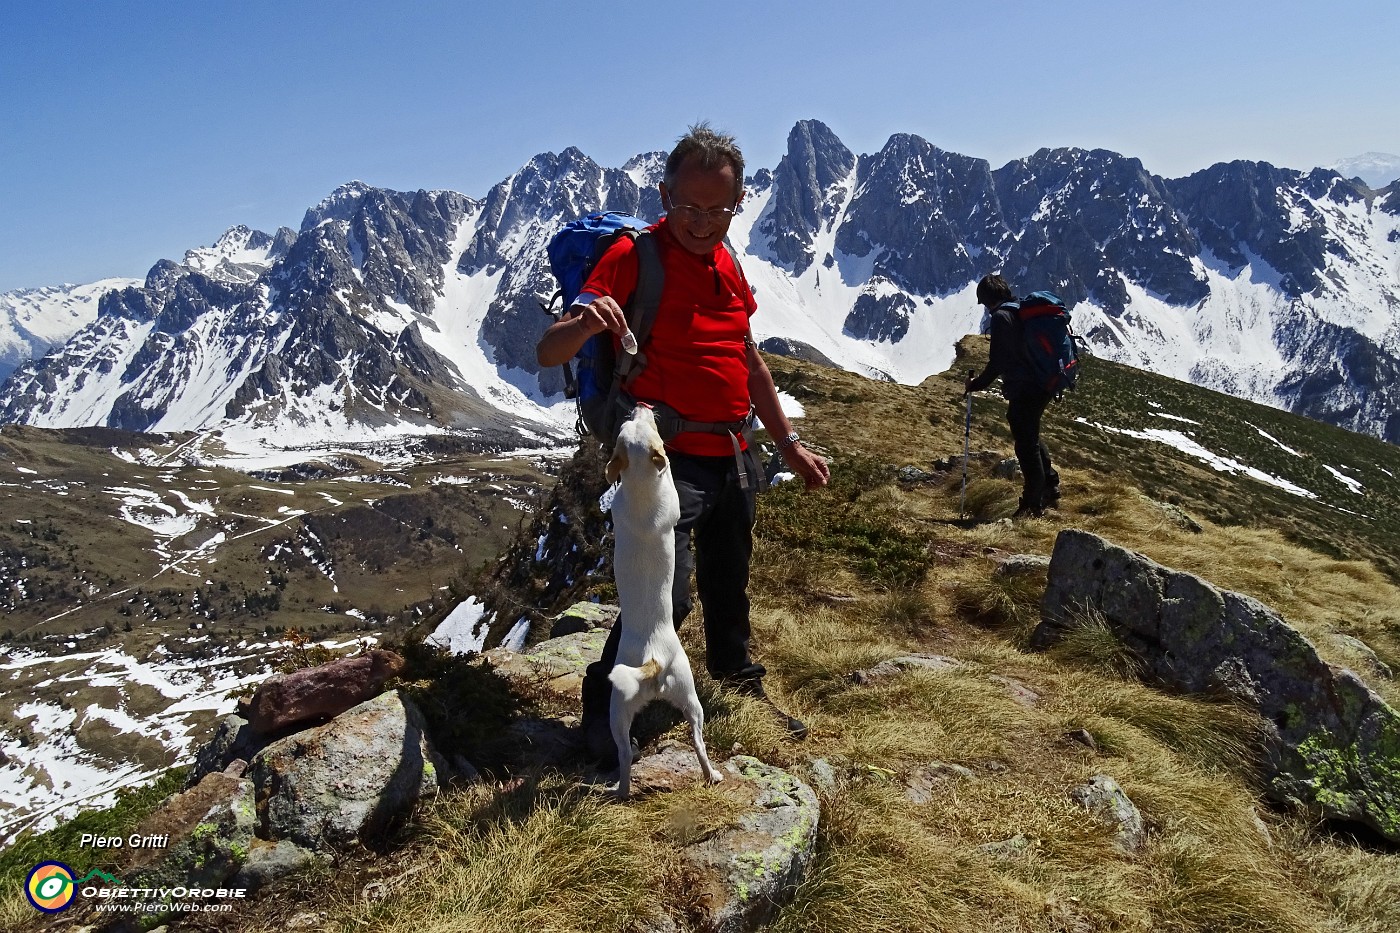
[247,648,405,733]
[849,653,962,685]
[184,713,264,788]
[250,690,445,852]
[756,120,856,275]
[140,662,445,895]
[8,125,1400,445]
[1036,529,1400,841]
[478,445,615,651]
[669,753,820,933]
[484,628,609,702]
[484,626,822,931]
[548,601,619,638]
[123,771,257,895]
[757,336,839,369]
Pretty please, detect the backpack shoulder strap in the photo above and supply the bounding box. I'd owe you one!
[616,229,664,384]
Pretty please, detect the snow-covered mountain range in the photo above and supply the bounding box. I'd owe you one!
[1326,152,1400,189]
[1,278,141,384]
[3,120,1399,448]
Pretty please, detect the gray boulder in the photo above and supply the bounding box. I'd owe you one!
[1069,774,1147,854]
[993,458,1021,480]
[250,690,445,851]
[185,713,266,788]
[994,554,1051,578]
[1037,529,1400,842]
[850,654,962,685]
[485,627,610,704]
[548,601,620,638]
[233,838,322,890]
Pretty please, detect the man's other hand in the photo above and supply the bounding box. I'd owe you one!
[782,442,830,491]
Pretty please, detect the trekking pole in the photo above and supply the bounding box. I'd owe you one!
[960,371,973,521]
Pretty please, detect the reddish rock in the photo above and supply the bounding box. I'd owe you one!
[248,649,404,734]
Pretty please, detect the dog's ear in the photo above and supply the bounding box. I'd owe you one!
[650,445,667,474]
[606,447,628,483]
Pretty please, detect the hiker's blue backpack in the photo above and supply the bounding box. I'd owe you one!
[1015,291,1080,398]
[542,212,663,443]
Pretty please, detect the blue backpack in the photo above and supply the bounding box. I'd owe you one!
[542,212,664,444]
[1014,291,1080,398]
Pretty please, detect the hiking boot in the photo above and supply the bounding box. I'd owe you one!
[1012,499,1045,520]
[725,678,809,740]
[1043,487,1062,509]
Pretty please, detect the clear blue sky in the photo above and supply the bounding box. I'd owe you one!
[3,0,1398,292]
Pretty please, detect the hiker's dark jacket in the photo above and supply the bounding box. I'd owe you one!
[967,303,1038,399]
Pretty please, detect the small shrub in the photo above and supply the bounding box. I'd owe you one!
[393,639,529,773]
[758,456,929,587]
[272,627,337,673]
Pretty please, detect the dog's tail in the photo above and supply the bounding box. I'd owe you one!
[609,658,662,702]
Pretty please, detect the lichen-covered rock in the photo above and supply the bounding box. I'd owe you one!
[548,601,620,638]
[233,837,322,890]
[994,554,1051,578]
[123,772,256,892]
[850,654,962,685]
[681,755,820,933]
[1069,774,1147,854]
[250,690,445,851]
[1038,529,1400,842]
[485,627,610,702]
[624,748,819,933]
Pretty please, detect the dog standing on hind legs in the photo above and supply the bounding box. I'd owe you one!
[604,405,723,799]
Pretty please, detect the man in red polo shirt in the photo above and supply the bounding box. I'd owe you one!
[537,124,830,768]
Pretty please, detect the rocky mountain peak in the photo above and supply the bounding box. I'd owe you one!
[302,180,375,231]
[755,119,857,275]
[5,121,1400,447]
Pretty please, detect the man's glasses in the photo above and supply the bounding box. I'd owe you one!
[664,195,738,226]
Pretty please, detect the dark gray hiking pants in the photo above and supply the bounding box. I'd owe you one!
[1007,389,1060,507]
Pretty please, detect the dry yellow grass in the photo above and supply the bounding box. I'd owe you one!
[15,351,1396,933]
[218,354,1392,933]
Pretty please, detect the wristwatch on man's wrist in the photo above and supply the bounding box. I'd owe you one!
[777,431,801,450]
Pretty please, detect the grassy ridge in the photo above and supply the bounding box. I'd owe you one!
[4,347,1400,932]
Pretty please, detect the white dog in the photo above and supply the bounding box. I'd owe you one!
[604,405,723,799]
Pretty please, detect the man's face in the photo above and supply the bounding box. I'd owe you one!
[659,159,741,256]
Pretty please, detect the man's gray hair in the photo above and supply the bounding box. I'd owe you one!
[664,122,745,199]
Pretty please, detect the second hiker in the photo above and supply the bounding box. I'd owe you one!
[965,273,1062,518]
